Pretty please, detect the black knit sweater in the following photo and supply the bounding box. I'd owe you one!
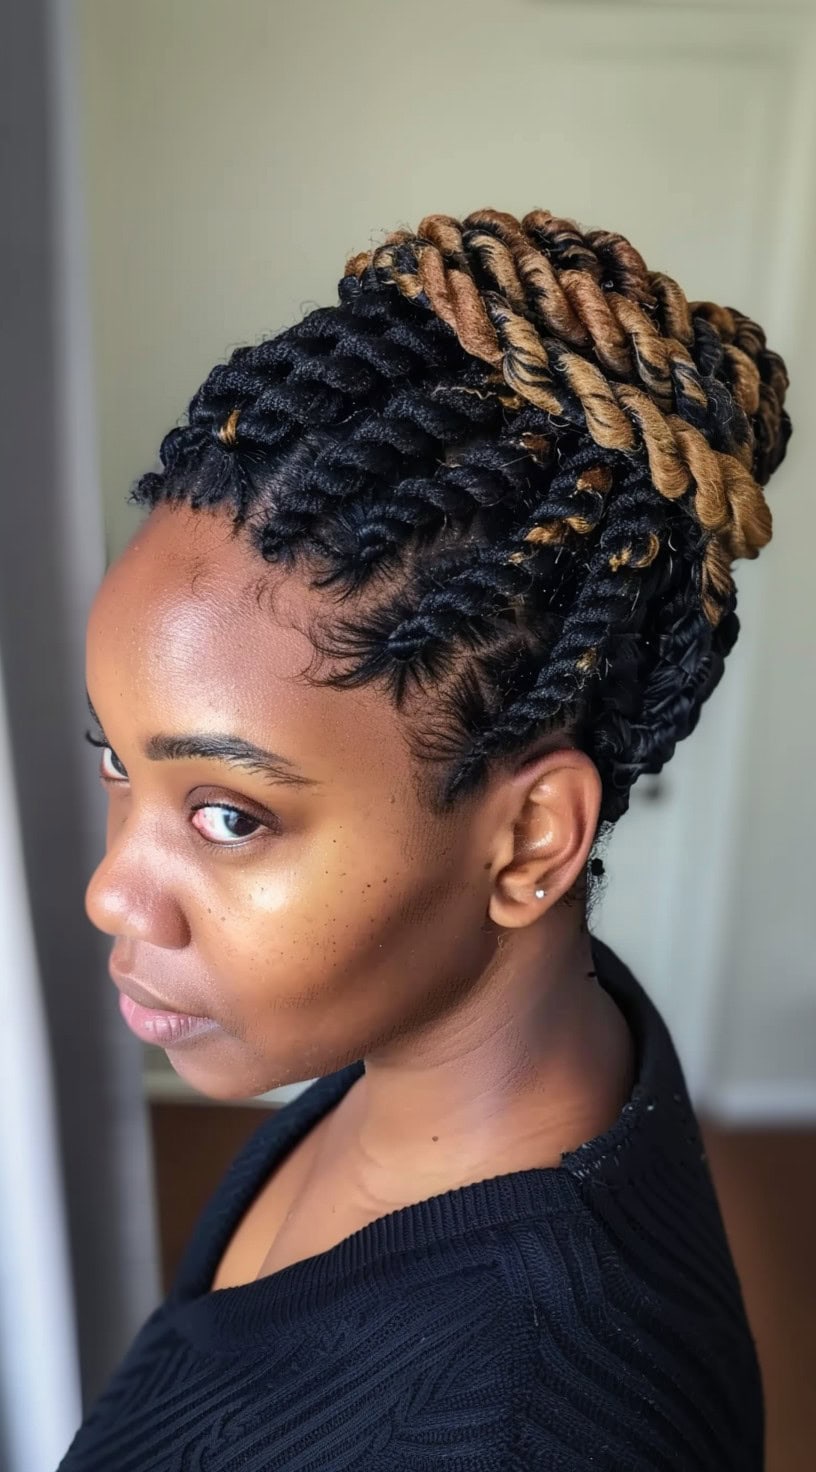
[58,936,764,1469]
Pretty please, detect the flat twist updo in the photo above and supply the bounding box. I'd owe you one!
[131,205,792,869]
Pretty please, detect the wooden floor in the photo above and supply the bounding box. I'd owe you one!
[700,1123,815,1472]
[150,1103,815,1472]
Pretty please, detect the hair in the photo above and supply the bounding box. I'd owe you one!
[130,206,792,923]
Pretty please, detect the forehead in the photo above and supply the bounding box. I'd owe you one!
[85,503,407,782]
[90,504,303,684]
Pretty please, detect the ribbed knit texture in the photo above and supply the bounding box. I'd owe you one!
[58,936,764,1470]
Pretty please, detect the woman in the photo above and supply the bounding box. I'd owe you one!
[59,206,790,1470]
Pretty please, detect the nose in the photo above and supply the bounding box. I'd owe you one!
[84,841,191,949]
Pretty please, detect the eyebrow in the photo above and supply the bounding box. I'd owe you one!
[85,690,320,790]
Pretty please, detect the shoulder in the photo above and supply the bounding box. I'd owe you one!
[331,1206,763,1470]
[487,1210,765,1471]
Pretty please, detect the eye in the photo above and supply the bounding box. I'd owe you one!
[84,729,127,781]
[191,804,264,845]
[84,728,271,848]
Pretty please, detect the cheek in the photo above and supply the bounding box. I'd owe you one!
[192,826,486,1045]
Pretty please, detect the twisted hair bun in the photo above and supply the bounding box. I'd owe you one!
[132,206,792,836]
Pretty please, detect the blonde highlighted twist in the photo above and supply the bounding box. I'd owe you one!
[344,208,788,624]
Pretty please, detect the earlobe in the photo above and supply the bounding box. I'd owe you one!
[486,750,600,930]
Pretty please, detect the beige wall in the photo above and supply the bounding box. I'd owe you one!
[76,0,764,555]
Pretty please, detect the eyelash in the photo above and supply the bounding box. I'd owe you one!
[83,729,271,847]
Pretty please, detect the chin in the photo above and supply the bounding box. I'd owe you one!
[162,1039,318,1102]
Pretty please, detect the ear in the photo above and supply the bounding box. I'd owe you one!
[487,749,602,929]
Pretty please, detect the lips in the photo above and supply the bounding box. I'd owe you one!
[117,992,217,1045]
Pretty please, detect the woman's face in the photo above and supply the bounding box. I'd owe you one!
[84,503,511,1099]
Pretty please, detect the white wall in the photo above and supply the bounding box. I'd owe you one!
[75,0,816,1117]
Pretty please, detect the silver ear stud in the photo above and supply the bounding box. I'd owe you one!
[534,888,547,899]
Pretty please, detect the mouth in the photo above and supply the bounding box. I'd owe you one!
[108,956,218,1045]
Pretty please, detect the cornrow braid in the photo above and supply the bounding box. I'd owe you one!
[130,205,792,858]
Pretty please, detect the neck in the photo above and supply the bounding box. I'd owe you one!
[319,919,635,1211]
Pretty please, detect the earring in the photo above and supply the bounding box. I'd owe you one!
[534,887,547,899]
